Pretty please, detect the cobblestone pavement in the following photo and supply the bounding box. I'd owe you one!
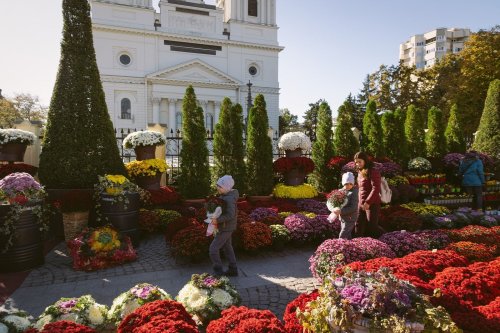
[2,235,319,320]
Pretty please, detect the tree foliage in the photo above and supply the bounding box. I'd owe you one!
[334,103,358,159]
[311,101,336,192]
[38,0,125,189]
[279,108,299,135]
[382,110,406,164]
[473,79,500,158]
[246,94,274,195]
[445,103,466,153]
[0,93,48,128]
[405,104,426,158]
[362,101,384,157]
[178,85,211,199]
[303,99,324,141]
[425,106,446,158]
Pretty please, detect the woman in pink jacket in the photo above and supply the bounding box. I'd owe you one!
[354,152,385,237]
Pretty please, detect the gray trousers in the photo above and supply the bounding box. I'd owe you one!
[209,231,237,269]
[465,186,483,210]
[339,218,356,240]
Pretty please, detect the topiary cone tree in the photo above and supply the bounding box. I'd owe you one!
[445,103,466,153]
[245,94,274,195]
[405,104,426,158]
[391,107,409,164]
[333,103,359,159]
[229,103,246,193]
[425,106,446,158]
[311,101,336,192]
[178,85,211,199]
[38,0,125,189]
[362,100,384,158]
[473,79,500,158]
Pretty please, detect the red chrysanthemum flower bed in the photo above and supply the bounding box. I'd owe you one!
[206,306,286,333]
[445,241,496,262]
[147,186,180,205]
[118,300,197,333]
[139,209,160,233]
[444,225,500,247]
[273,157,315,174]
[164,217,198,242]
[170,224,210,259]
[283,290,319,333]
[26,321,97,333]
[476,296,500,326]
[237,222,272,251]
[327,156,349,170]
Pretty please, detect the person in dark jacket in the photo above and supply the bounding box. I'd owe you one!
[459,151,485,211]
[333,172,359,239]
[354,152,385,238]
[209,175,239,276]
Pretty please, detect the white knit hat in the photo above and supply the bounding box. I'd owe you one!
[217,175,235,193]
[342,172,355,185]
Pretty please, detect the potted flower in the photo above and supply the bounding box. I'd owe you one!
[269,224,291,251]
[125,159,168,190]
[407,157,432,174]
[0,310,33,333]
[0,172,48,272]
[0,129,36,162]
[123,130,166,160]
[94,174,141,243]
[278,132,311,157]
[273,156,315,186]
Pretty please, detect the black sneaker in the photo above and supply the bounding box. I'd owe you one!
[224,267,238,277]
[213,267,225,277]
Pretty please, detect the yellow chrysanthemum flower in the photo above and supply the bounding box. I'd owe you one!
[272,183,318,199]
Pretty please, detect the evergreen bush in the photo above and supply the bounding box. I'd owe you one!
[333,103,359,159]
[473,79,500,158]
[405,104,425,158]
[311,102,336,192]
[425,106,446,158]
[445,103,466,153]
[362,100,384,157]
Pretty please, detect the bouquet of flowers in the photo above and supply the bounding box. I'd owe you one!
[125,159,167,178]
[206,306,286,333]
[27,321,97,333]
[278,132,311,152]
[34,295,108,330]
[408,157,432,172]
[204,196,225,236]
[176,273,241,325]
[117,300,198,333]
[122,130,166,149]
[0,129,36,145]
[297,268,460,333]
[67,226,137,271]
[108,283,172,326]
[0,311,32,333]
[326,189,347,222]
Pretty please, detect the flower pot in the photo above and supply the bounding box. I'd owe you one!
[134,145,156,161]
[0,205,44,272]
[63,211,89,241]
[0,143,27,162]
[285,148,302,158]
[100,192,141,245]
[135,173,162,190]
[284,168,306,186]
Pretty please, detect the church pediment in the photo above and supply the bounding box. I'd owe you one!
[147,59,241,87]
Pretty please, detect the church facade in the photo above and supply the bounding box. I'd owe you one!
[90,0,282,134]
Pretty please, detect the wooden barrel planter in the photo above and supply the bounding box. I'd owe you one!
[0,143,28,162]
[99,192,140,245]
[0,204,44,272]
[284,168,306,186]
[134,145,156,161]
[135,173,162,191]
[285,148,302,158]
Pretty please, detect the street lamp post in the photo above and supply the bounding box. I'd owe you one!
[245,80,253,130]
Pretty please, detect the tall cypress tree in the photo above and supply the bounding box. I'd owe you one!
[445,103,466,153]
[362,100,384,157]
[311,102,336,192]
[473,79,500,157]
[393,107,409,164]
[38,0,125,189]
[381,111,398,161]
[213,98,233,179]
[405,104,426,158]
[178,86,211,199]
[229,103,246,193]
[426,106,446,158]
[246,94,274,195]
[334,103,358,158]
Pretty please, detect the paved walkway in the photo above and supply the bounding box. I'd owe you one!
[1,235,319,320]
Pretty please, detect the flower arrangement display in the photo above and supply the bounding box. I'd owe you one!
[296,199,329,215]
[0,129,36,145]
[0,163,37,180]
[0,311,32,333]
[237,222,272,251]
[309,238,396,282]
[272,183,318,199]
[206,306,286,333]
[273,157,315,174]
[34,295,108,330]
[108,283,172,326]
[117,300,198,333]
[122,130,166,149]
[282,290,319,333]
[170,224,210,260]
[408,157,432,172]
[444,241,496,262]
[95,174,139,197]
[176,273,241,325]
[476,297,500,332]
[400,202,450,217]
[278,132,311,152]
[327,156,349,171]
[406,173,446,185]
[433,215,458,229]
[147,186,180,205]
[442,153,464,169]
[27,321,97,333]
[269,224,291,249]
[125,159,167,178]
[249,207,278,222]
[379,206,422,232]
[283,213,316,243]
[444,225,499,247]
[387,175,410,187]
[297,268,460,333]
[67,226,137,271]
[378,230,428,257]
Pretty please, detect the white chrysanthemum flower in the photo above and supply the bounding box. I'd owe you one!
[0,323,8,333]
[59,312,79,323]
[109,292,128,315]
[87,305,105,325]
[35,315,53,330]
[211,289,233,309]
[157,287,171,299]
[177,284,209,311]
[278,132,311,151]
[2,315,31,331]
[123,130,166,148]
[122,299,140,317]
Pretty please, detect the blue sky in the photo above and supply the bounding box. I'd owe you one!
[0,1,498,120]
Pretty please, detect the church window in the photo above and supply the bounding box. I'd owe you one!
[176,112,183,131]
[119,54,131,66]
[121,98,131,119]
[206,113,214,134]
[249,66,258,76]
[248,0,258,17]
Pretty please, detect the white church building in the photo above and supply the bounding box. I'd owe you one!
[90,0,282,135]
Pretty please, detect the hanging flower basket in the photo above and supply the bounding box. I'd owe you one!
[134,145,156,161]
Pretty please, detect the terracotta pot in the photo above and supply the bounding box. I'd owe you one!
[0,205,44,272]
[284,168,306,186]
[0,143,27,162]
[100,192,140,245]
[285,148,302,158]
[135,173,162,190]
[134,145,156,161]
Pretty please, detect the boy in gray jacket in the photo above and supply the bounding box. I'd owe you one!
[333,172,359,239]
[209,175,239,276]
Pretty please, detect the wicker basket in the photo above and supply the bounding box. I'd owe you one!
[62,211,89,241]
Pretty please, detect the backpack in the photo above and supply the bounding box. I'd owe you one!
[380,176,392,204]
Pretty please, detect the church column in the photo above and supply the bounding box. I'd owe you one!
[152,97,161,124]
[270,0,276,25]
[214,101,221,125]
[261,0,267,24]
[200,100,208,130]
[167,98,176,135]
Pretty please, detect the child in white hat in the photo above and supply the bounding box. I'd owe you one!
[335,172,359,239]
